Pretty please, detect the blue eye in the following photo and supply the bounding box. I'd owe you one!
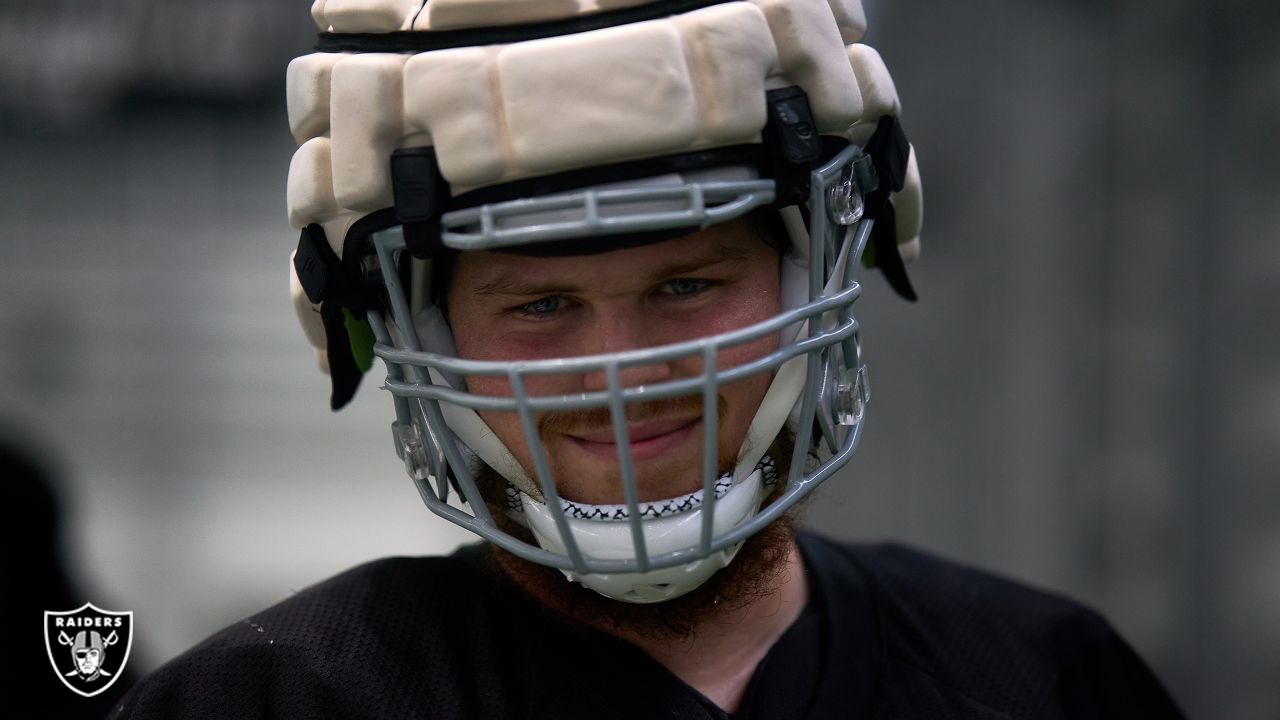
[663,278,710,296]
[519,296,564,315]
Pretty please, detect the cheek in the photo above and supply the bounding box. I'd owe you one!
[717,355,776,436]
[449,310,492,362]
[700,302,782,453]
[682,289,781,380]
[464,375,573,468]
[460,375,525,448]
[678,280,779,343]
[479,409,527,454]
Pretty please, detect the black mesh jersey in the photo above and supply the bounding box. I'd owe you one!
[110,532,1186,719]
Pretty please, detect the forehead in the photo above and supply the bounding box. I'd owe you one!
[450,218,773,295]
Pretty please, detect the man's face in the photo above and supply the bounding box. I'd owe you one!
[447,218,781,505]
[76,648,101,675]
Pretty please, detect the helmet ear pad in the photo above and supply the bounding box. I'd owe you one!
[292,213,406,409]
[290,213,364,376]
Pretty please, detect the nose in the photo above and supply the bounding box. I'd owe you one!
[582,358,674,393]
[580,312,675,393]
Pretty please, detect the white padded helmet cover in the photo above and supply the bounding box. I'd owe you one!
[287,0,922,369]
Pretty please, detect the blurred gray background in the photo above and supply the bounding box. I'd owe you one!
[2,1,1275,717]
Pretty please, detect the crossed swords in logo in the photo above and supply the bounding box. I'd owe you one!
[57,629,119,678]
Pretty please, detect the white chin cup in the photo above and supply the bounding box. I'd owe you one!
[520,466,770,604]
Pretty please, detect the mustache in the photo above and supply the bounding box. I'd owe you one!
[537,394,727,437]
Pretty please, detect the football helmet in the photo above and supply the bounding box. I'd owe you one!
[286,0,922,603]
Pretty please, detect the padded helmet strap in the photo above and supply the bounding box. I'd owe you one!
[763,86,824,207]
[390,146,452,259]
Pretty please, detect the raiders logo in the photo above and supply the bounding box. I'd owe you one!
[44,603,133,697]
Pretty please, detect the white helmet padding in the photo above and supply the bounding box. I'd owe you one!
[290,0,879,202]
[286,0,921,602]
[311,0,863,36]
[309,0,865,47]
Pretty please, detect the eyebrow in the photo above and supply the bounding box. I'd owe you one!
[471,238,754,297]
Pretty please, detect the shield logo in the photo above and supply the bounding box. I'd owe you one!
[44,603,134,697]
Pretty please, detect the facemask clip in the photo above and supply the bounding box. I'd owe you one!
[393,420,431,482]
[835,365,870,426]
[828,162,865,226]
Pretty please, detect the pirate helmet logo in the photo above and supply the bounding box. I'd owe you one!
[44,603,133,697]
